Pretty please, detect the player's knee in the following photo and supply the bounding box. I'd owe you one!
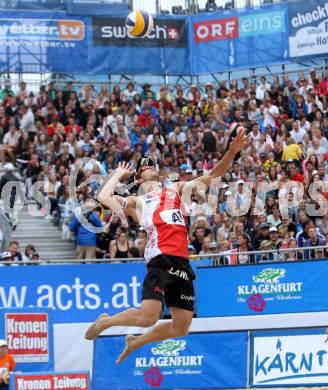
[138,313,158,327]
[175,324,190,337]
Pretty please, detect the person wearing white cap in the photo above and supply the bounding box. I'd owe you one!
[268,226,282,250]
[0,339,15,389]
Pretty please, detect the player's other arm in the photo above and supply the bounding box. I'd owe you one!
[178,127,248,192]
[97,162,137,224]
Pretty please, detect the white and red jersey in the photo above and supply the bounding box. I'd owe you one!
[139,187,189,262]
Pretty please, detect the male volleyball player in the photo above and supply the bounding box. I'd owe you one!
[85,127,247,364]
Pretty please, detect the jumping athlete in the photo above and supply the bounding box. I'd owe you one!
[85,127,248,364]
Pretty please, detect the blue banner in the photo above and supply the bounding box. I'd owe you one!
[250,328,328,387]
[0,263,145,324]
[288,0,328,59]
[0,308,54,372]
[0,11,89,73]
[89,15,190,75]
[0,2,294,75]
[197,260,328,317]
[190,3,289,74]
[92,332,247,389]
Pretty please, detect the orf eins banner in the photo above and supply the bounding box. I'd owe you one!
[288,0,328,59]
[250,328,328,386]
[11,371,90,390]
[0,308,54,372]
[89,15,190,75]
[92,332,247,389]
[0,11,89,73]
[0,263,145,324]
[197,260,328,317]
[190,3,289,74]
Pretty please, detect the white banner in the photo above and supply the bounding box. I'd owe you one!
[252,331,328,386]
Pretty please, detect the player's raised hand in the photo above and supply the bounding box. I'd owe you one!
[116,161,134,180]
[230,127,248,154]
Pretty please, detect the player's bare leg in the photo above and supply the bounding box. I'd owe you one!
[85,300,162,340]
[116,307,193,364]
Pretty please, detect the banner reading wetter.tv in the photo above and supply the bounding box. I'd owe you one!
[0,11,89,73]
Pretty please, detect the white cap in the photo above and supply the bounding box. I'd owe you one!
[0,339,7,347]
[222,183,229,189]
[3,163,15,171]
[237,180,244,185]
[269,226,278,233]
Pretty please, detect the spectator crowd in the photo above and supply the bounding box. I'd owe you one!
[1,68,328,264]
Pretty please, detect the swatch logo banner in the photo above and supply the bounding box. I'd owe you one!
[288,0,328,58]
[193,10,285,43]
[252,331,328,385]
[92,17,188,48]
[0,18,85,41]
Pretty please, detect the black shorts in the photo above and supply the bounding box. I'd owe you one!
[142,254,196,312]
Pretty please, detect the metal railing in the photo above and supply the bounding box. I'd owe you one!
[2,245,328,265]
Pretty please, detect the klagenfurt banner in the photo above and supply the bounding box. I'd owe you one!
[197,260,328,317]
[92,332,248,389]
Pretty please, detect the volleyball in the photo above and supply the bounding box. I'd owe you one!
[125,10,154,38]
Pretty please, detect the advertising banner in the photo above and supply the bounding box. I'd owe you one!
[190,3,289,74]
[0,11,89,73]
[92,332,247,389]
[250,328,328,386]
[89,15,190,75]
[197,260,328,317]
[11,371,90,390]
[0,308,54,372]
[288,0,328,58]
[0,263,145,324]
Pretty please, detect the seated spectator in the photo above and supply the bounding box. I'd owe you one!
[199,236,212,256]
[236,234,254,264]
[191,227,205,254]
[268,226,282,250]
[1,241,22,263]
[22,244,36,262]
[109,230,133,259]
[253,222,270,249]
[305,226,326,259]
[256,240,275,262]
[284,238,303,261]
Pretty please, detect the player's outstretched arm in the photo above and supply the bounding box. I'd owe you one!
[178,127,248,193]
[97,162,137,225]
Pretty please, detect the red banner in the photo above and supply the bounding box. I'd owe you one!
[193,17,239,43]
[5,313,49,362]
[13,372,89,390]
